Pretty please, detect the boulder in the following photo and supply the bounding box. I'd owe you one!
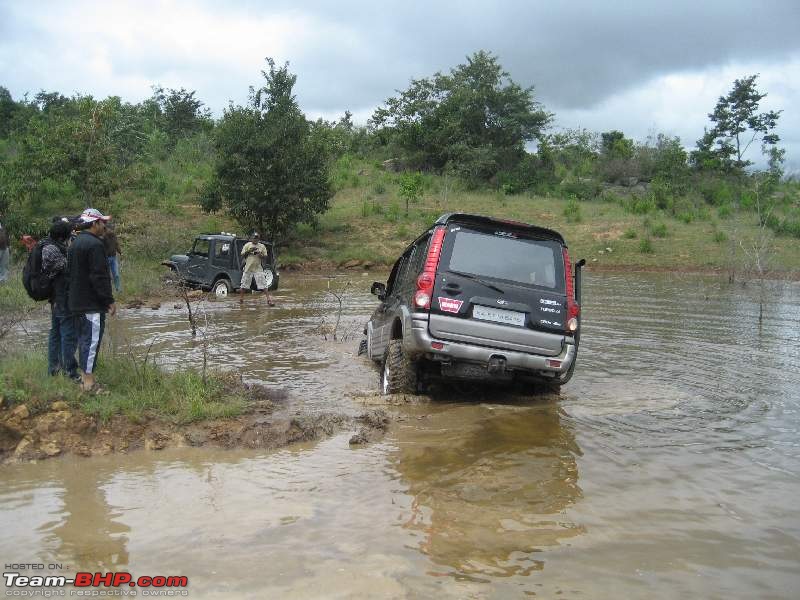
[41,440,61,457]
[10,405,29,420]
[382,158,404,173]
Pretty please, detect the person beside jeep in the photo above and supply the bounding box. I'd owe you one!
[239,232,275,306]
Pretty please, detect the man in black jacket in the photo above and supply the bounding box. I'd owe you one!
[68,208,116,392]
[43,219,79,380]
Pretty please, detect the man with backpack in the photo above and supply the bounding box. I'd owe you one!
[42,220,79,380]
[67,208,116,393]
[0,217,9,283]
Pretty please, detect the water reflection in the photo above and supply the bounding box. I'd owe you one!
[390,401,583,581]
[47,460,130,570]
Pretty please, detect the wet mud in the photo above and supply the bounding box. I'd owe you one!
[0,391,391,464]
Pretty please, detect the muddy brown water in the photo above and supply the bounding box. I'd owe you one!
[2,272,799,598]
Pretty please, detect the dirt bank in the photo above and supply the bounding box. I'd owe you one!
[0,390,391,464]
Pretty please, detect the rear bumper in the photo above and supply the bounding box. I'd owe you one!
[407,314,575,376]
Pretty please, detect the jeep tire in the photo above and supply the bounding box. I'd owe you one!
[212,278,232,297]
[381,339,418,395]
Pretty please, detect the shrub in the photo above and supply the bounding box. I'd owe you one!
[560,177,601,201]
[623,196,655,215]
[563,198,582,223]
[385,202,401,223]
[678,211,694,224]
[622,228,638,239]
[638,237,654,253]
[713,230,728,243]
[649,222,668,238]
[717,203,733,219]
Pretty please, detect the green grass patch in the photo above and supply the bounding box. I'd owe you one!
[0,351,247,424]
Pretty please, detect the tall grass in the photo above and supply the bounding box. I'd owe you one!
[0,351,247,423]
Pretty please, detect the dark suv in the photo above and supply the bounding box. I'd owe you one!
[364,213,585,393]
[162,233,279,297]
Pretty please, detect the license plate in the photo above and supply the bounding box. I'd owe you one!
[472,305,526,327]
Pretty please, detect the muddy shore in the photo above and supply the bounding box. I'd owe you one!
[0,388,391,465]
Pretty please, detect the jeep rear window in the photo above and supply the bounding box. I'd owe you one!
[446,230,562,290]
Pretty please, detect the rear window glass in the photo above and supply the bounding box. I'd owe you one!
[446,230,562,290]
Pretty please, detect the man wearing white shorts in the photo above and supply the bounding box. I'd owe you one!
[239,232,275,306]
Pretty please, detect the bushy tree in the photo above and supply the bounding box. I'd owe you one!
[200,59,333,240]
[598,130,638,183]
[691,74,781,172]
[370,50,552,184]
[149,86,212,146]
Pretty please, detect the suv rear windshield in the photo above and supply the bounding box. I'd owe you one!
[446,229,563,290]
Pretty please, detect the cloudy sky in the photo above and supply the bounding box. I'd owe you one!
[2,0,799,170]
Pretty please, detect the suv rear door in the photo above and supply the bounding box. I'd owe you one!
[428,222,567,356]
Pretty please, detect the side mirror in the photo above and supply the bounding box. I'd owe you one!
[371,282,387,301]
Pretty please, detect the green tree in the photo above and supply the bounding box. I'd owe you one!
[370,50,551,183]
[200,59,333,240]
[600,130,634,160]
[398,172,423,215]
[691,74,782,172]
[149,86,212,146]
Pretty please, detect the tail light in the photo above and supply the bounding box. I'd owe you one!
[414,226,447,310]
[563,248,580,333]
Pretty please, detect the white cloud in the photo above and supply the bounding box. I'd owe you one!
[553,56,800,169]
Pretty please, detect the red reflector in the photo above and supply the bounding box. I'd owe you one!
[431,342,444,350]
[546,359,562,368]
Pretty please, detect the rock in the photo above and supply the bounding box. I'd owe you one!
[10,405,30,420]
[349,431,369,445]
[187,290,203,299]
[621,177,639,187]
[149,302,161,310]
[342,259,362,269]
[13,437,33,458]
[126,300,144,309]
[605,247,613,253]
[598,250,605,255]
[41,440,61,457]
[382,158,404,173]
[145,431,170,451]
[51,401,69,411]
[591,258,598,263]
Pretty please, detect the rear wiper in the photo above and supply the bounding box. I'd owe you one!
[447,269,505,294]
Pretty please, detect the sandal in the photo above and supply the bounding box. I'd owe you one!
[81,382,108,395]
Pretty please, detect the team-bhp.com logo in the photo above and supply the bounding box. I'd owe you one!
[4,571,189,596]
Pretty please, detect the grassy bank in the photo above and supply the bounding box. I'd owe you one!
[0,351,247,424]
[281,158,800,274]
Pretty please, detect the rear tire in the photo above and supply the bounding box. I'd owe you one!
[381,339,418,395]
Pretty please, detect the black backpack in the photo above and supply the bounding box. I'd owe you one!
[22,240,54,301]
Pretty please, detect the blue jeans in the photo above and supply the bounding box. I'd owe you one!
[107,255,121,292]
[77,312,106,375]
[48,309,79,380]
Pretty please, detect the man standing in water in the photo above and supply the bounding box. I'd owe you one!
[68,208,116,392]
[239,232,275,306]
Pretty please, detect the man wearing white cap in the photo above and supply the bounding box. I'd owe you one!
[67,208,117,392]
